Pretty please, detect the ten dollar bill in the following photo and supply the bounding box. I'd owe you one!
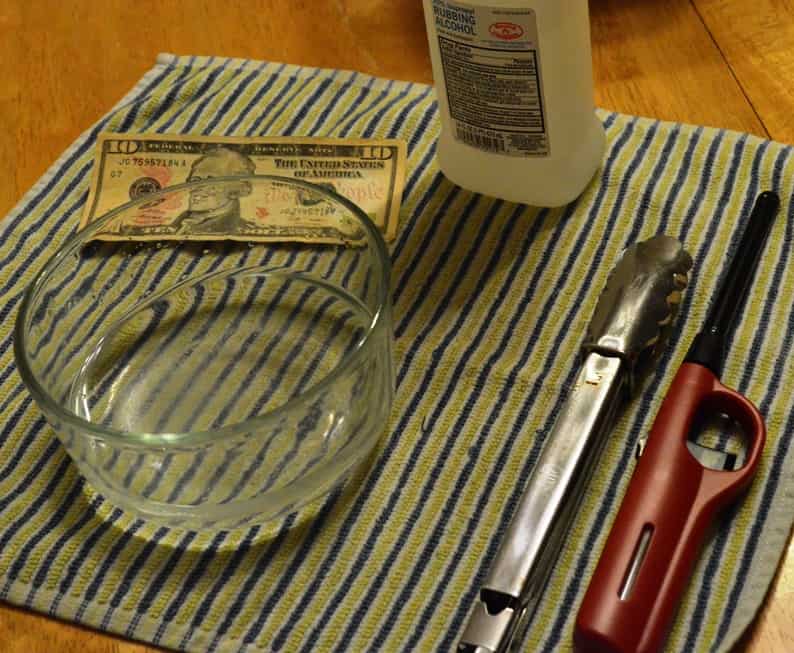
[81,133,406,243]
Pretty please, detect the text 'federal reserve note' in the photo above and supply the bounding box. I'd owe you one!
[81,133,407,243]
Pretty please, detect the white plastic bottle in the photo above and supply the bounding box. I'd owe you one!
[422,0,605,206]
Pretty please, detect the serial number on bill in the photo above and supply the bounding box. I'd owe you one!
[112,157,189,168]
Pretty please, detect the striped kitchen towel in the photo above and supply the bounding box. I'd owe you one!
[1,53,793,652]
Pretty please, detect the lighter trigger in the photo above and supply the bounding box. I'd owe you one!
[686,442,737,471]
[687,405,748,471]
[635,405,744,471]
[635,432,737,470]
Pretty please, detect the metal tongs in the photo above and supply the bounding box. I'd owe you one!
[459,235,693,653]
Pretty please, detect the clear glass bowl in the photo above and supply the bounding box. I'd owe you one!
[14,176,393,531]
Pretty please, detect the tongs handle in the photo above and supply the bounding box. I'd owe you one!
[460,354,626,653]
[574,363,764,653]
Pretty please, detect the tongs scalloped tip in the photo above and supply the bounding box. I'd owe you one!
[584,234,693,389]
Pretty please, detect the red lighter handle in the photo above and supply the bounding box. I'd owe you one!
[574,363,765,653]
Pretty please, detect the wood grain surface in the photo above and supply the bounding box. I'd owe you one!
[694,0,794,143]
[0,1,792,651]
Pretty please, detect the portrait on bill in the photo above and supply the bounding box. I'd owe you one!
[169,147,260,234]
[117,146,262,237]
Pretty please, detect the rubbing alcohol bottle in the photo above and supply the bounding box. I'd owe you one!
[422,0,605,206]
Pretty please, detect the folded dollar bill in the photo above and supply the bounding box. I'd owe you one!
[81,133,407,243]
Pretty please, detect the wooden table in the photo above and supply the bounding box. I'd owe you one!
[0,1,792,650]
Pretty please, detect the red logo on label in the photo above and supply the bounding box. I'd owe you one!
[489,22,524,40]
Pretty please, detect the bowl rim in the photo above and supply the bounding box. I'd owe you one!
[13,174,392,447]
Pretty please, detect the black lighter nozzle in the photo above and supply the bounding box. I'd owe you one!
[685,329,725,376]
[685,191,780,375]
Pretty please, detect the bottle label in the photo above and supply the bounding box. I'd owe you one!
[431,0,549,156]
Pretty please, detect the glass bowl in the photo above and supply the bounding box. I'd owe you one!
[14,176,393,532]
